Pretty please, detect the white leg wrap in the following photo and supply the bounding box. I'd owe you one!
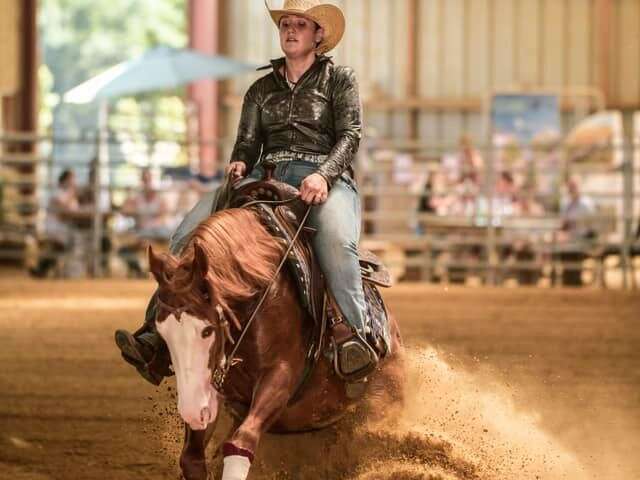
[221,455,251,480]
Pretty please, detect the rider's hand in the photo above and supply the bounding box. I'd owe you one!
[300,173,329,205]
[226,161,246,182]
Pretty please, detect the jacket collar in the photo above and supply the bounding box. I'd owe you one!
[256,54,333,71]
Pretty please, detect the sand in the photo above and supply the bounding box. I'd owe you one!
[0,278,638,479]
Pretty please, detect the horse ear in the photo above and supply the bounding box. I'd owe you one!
[193,241,209,279]
[147,245,165,284]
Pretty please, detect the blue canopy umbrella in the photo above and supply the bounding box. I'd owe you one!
[61,47,256,276]
[63,46,256,103]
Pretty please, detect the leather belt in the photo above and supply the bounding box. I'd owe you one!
[263,151,328,164]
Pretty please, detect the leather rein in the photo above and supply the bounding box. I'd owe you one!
[210,197,312,391]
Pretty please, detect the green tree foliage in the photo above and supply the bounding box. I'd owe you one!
[39,0,188,169]
[39,0,186,96]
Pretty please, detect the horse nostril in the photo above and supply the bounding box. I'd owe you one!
[200,407,211,424]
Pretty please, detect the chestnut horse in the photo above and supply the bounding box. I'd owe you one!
[148,207,404,480]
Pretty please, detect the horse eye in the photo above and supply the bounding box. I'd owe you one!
[201,326,214,339]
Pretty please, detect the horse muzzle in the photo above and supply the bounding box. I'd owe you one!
[177,385,219,431]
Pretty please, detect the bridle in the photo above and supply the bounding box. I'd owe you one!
[155,295,189,321]
[156,290,244,382]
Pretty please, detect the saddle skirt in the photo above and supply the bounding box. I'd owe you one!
[229,178,393,364]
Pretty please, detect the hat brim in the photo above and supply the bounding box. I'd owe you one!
[269,4,345,54]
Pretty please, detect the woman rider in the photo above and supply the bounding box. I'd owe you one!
[115,0,377,384]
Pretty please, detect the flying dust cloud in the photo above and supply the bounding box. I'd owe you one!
[158,346,591,480]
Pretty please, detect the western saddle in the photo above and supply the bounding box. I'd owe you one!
[226,162,392,399]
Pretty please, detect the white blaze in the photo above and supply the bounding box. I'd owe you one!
[156,313,219,430]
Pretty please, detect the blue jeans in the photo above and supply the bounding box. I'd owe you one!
[168,159,367,334]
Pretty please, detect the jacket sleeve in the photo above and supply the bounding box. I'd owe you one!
[316,66,362,187]
[230,83,263,172]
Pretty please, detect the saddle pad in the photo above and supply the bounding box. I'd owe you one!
[363,282,392,356]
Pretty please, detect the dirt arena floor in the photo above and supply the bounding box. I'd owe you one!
[0,276,638,480]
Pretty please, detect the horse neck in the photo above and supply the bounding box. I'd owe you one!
[236,271,307,362]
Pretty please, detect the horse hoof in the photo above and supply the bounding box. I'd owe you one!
[180,471,208,480]
[179,456,208,480]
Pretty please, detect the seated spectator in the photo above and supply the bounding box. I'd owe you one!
[117,168,171,276]
[494,171,518,217]
[559,177,596,242]
[121,168,171,239]
[474,171,518,224]
[554,177,596,286]
[514,189,545,217]
[449,178,479,217]
[30,170,81,277]
[433,172,480,218]
[501,189,546,285]
[441,135,484,187]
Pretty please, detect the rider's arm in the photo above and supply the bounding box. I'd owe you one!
[316,66,362,187]
[230,84,263,173]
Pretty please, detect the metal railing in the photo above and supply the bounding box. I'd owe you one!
[0,130,637,289]
[356,140,638,289]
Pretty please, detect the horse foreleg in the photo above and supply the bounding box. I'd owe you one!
[180,420,217,480]
[220,364,294,480]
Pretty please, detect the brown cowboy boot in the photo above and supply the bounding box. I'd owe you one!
[114,329,172,386]
[115,292,174,385]
[331,322,379,382]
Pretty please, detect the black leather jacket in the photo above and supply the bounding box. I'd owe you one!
[231,55,362,186]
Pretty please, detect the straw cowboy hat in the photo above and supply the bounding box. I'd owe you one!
[266,0,345,54]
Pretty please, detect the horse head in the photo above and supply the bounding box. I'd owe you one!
[148,242,225,431]
[146,210,285,432]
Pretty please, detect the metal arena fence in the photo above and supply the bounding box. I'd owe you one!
[0,130,638,289]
